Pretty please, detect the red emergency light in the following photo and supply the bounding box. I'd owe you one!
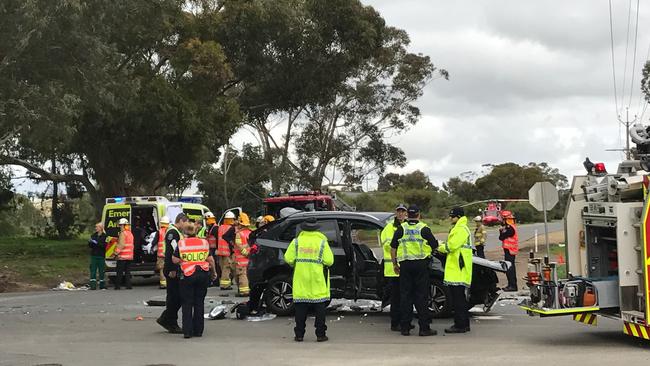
[594,163,606,173]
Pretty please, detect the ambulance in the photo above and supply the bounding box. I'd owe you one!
[101,196,211,282]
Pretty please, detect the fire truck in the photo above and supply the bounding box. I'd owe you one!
[262,190,355,217]
[520,125,650,341]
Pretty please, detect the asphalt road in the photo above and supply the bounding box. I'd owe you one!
[1,285,648,366]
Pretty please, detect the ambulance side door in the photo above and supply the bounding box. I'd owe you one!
[102,204,131,261]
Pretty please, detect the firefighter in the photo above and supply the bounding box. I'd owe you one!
[153,216,170,289]
[156,213,189,334]
[203,212,219,286]
[217,211,236,290]
[224,213,252,296]
[438,207,473,334]
[474,216,487,259]
[88,223,107,290]
[171,222,217,339]
[499,211,518,292]
[255,216,264,229]
[381,203,408,331]
[390,205,438,336]
[114,218,134,290]
[284,217,334,342]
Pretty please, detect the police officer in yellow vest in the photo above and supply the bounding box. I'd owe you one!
[381,203,408,331]
[285,217,334,342]
[438,207,473,334]
[390,204,438,336]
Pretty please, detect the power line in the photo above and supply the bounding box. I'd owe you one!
[628,0,640,108]
[621,0,633,111]
[609,0,621,115]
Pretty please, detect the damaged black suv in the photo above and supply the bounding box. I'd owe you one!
[247,211,502,317]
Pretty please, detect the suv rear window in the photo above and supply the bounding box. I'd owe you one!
[279,219,341,247]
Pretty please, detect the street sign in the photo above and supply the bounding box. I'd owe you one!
[528,182,559,212]
[528,181,559,257]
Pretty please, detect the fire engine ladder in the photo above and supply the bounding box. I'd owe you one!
[332,193,356,211]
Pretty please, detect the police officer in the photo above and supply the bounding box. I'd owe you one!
[156,213,189,334]
[172,222,217,339]
[284,217,334,342]
[381,203,407,331]
[390,205,438,336]
[438,207,473,334]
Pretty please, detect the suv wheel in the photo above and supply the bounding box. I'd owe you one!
[265,274,294,316]
[429,279,452,318]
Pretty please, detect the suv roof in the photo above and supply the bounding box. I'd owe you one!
[282,210,393,224]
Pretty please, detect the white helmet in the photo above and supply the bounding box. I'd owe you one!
[256,216,264,223]
[118,218,129,225]
[204,212,215,219]
[224,211,236,219]
[160,216,170,225]
[473,216,483,222]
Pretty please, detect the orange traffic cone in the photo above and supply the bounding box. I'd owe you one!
[557,254,565,264]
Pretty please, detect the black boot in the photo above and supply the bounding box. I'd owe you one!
[444,326,468,334]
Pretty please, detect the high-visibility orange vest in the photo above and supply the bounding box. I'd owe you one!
[216,224,231,256]
[502,224,519,255]
[178,237,210,277]
[206,224,217,249]
[234,227,251,268]
[117,230,134,260]
[157,226,167,258]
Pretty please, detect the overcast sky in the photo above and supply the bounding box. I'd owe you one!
[232,0,650,189]
[12,1,650,194]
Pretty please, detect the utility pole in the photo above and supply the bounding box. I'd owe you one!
[619,107,637,160]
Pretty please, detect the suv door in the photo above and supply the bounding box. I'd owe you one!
[345,219,383,300]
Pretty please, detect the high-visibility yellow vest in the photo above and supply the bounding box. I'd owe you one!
[381,222,398,277]
[396,221,432,262]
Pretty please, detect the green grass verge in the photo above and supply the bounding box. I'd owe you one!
[0,236,90,288]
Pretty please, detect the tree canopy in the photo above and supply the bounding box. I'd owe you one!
[443,162,568,202]
[1,0,442,217]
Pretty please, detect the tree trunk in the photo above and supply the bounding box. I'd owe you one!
[51,158,61,239]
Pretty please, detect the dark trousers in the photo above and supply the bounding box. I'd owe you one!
[159,276,182,326]
[399,259,431,331]
[294,302,327,338]
[89,256,105,289]
[180,270,210,337]
[476,245,485,259]
[504,249,518,288]
[389,277,401,328]
[115,260,131,289]
[450,285,470,329]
